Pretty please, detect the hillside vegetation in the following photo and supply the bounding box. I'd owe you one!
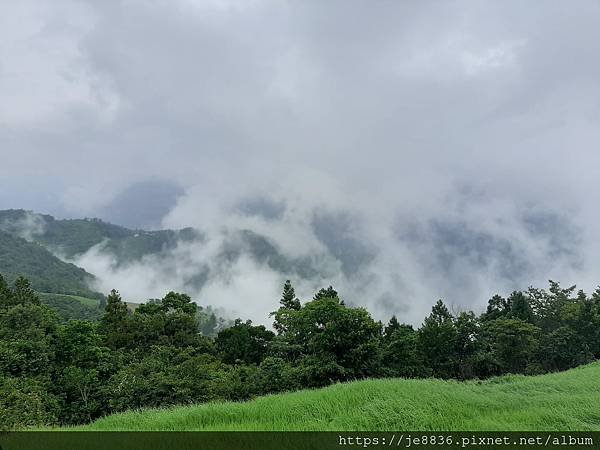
[0,209,200,263]
[38,293,103,322]
[1,273,599,430]
[0,209,328,285]
[77,362,600,431]
[0,231,101,299]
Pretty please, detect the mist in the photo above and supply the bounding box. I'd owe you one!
[2,0,600,324]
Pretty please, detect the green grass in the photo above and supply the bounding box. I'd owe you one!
[74,362,600,431]
[37,292,103,322]
[38,292,99,307]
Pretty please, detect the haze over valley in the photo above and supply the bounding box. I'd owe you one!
[2,1,600,323]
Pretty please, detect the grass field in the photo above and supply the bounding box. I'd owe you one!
[74,362,600,431]
[38,292,99,307]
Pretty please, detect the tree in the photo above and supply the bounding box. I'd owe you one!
[528,281,577,332]
[576,292,600,358]
[539,325,593,372]
[482,319,540,374]
[99,289,131,349]
[508,291,534,323]
[0,302,59,377]
[481,294,509,321]
[0,274,12,307]
[313,286,339,301]
[381,322,423,378]
[215,319,274,365]
[384,315,401,338]
[271,280,301,334]
[161,291,197,315]
[131,292,201,349]
[55,320,112,423]
[417,300,458,378]
[454,311,480,379]
[257,357,299,394]
[102,289,128,325]
[0,376,59,430]
[280,280,300,310]
[279,292,381,383]
[12,276,39,305]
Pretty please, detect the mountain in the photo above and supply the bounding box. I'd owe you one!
[0,230,101,299]
[0,209,201,264]
[0,209,328,293]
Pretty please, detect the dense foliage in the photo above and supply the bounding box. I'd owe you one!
[0,273,599,430]
[0,231,102,299]
[38,293,104,322]
[78,363,600,431]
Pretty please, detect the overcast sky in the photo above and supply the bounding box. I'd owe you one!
[2,0,600,321]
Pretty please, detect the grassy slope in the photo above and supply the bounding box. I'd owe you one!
[37,292,103,322]
[77,362,600,431]
[38,292,99,307]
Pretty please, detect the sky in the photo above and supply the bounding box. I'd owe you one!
[2,0,600,323]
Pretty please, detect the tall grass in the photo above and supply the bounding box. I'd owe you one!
[75,362,600,431]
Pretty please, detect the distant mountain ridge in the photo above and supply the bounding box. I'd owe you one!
[0,209,201,264]
[0,209,328,295]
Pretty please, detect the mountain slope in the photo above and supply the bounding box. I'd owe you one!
[0,209,327,291]
[75,362,600,431]
[0,230,101,299]
[37,293,104,321]
[0,209,200,264]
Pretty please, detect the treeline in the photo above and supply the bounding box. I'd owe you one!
[1,274,599,430]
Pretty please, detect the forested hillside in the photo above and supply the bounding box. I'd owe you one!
[0,231,101,299]
[1,274,599,430]
[37,293,104,322]
[0,210,328,282]
[0,209,200,263]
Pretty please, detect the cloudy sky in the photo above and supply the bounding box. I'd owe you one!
[2,0,600,322]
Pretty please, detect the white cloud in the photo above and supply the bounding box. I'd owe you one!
[2,0,600,323]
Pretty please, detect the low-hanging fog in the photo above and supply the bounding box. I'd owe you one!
[2,0,600,324]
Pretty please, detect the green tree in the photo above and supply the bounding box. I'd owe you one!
[384,315,401,338]
[99,289,131,349]
[0,274,12,306]
[281,280,300,310]
[508,291,534,323]
[215,319,275,365]
[528,281,577,332]
[313,286,339,301]
[539,325,593,372]
[257,357,299,394]
[12,275,40,305]
[381,322,423,378]
[161,291,197,315]
[55,320,112,423]
[0,376,59,430]
[482,318,540,374]
[280,291,381,384]
[417,300,458,378]
[454,311,480,379]
[481,294,509,321]
[271,280,302,334]
[0,302,59,377]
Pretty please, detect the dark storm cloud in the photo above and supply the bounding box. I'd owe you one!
[1,0,600,322]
